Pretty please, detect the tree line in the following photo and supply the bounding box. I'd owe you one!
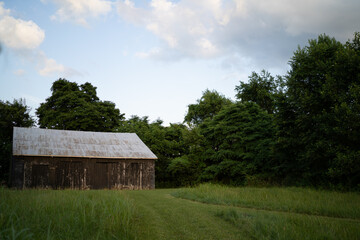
[1,33,359,189]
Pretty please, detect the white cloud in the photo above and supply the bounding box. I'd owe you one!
[37,51,81,77]
[116,0,360,66]
[0,2,81,78]
[14,69,25,76]
[0,3,45,49]
[116,0,148,24]
[39,56,65,76]
[50,0,112,26]
[117,0,225,59]
[0,2,10,16]
[135,47,161,59]
[196,38,219,57]
[243,0,359,38]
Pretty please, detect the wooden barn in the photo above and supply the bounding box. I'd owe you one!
[11,127,156,189]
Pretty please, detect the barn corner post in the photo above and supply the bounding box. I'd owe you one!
[8,155,21,189]
[8,154,13,188]
[7,127,14,188]
[152,161,155,189]
[12,127,157,190]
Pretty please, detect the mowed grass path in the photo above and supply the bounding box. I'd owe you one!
[1,186,360,239]
[171,184,360,219]
[125,188,360,240]
[124,189,246,240]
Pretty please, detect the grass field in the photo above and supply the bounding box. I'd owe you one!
[1,185,359,239]
[0,189,135,239]
[171,183,360,219]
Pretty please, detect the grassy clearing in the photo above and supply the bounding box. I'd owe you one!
[1,186,359,239]
[124,189,246,240]
[125,188,360,240]
[215,208,360,240]
[0,188,135,240]
[171,183,360,219]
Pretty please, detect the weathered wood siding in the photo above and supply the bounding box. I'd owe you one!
[12,156,155,190]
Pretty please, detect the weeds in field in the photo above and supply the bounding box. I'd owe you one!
[172,183,360,219]
[0,188,135,240]
[1,186,359,240]
[215,208,360,240]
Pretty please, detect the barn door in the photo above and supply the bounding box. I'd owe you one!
[93,162,123,189]
[108,162,123,189]
[31,165,49,188]
[56,161,84,189]
[94,162,109,189]
[129,163,141,189]
[12,160,24,188]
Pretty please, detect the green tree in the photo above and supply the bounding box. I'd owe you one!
[184,89,232,127]
[199,102,275,185]
[235,70,284,114]
[276,33,360,188]
[165,124,206,187]
[36,79,124,132]
[0,99,34,184]
[167,156,192,186]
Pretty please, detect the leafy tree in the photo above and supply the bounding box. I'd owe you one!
[199,102,275,185]
[167,156,192,186]
[276,33,360,188]
[166,126,206,187]
[0,99,34,184]
[36,79,124,132]
[184,89,232,126]
[235,70,284,114]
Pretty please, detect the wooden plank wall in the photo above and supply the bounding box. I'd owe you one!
[12,156,155,189]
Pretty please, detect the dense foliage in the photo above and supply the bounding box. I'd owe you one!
[184,89,232,126]
[235,70,284,114]
[1,33,359,189]
[0,99,34,184]
[275,33,360,188]
[36,79,124,132]
[199,102,275,185]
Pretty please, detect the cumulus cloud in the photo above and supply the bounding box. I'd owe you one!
[14,69,25,76]
[0,3,45,49]
[247,0,358,38]
[37,51,81,77]
[117,0,360,67]
[38,54,66,76]
[118,0,226,59]
[0,2,80,77]
[50,0,112,26]
[0,2,9,16]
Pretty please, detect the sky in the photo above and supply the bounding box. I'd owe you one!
[0,0,359,125]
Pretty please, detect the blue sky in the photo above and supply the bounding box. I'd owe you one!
[0,0,359,125]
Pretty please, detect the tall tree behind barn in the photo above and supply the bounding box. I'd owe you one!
[11,127,156,189]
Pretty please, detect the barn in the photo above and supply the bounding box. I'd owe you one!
[11,127,156,189]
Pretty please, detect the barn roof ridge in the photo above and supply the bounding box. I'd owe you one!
[13,127,157,160]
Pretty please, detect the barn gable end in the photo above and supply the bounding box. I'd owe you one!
[11,127,156,189]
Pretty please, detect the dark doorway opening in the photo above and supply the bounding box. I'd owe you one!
[31,165,49,188]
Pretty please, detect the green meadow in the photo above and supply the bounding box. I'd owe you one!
[1,185,359,240]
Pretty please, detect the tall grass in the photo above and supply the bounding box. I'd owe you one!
[171,183,360,219]
[215,208,360,240]
[0,188,135,240]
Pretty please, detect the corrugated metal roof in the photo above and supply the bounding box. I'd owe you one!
[13,127,157,159]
